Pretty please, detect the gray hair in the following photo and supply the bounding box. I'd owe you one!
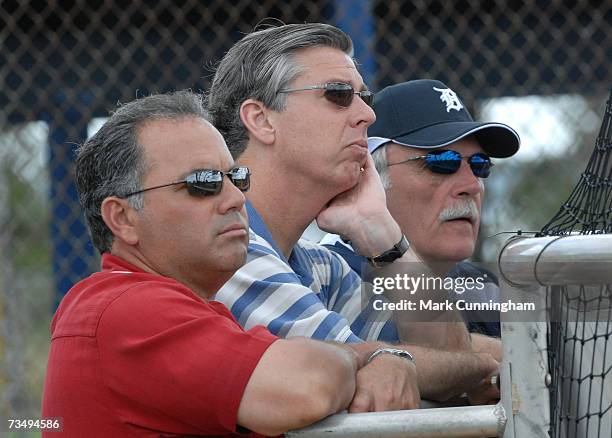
[371,143,392,189]
[206,23,354,158]
[75,90,209,255]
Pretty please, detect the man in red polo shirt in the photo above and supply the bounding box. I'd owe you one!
[41,91,418,437]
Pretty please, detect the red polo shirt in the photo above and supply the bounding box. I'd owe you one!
[42,254,277,437]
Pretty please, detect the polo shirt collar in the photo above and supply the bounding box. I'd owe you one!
[246,201,289,263]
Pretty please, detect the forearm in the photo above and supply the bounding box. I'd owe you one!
[470,333,502,362]
[237,338,358,435]
[334,326,497,405]
[395,317,472,351]
[391,301,470,349]
[399,344,498,401]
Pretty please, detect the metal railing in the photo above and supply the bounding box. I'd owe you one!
[499,235,612,438]
[288,235,612,437]
[286,403,506,437]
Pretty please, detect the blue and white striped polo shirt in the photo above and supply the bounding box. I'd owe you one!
[214,202,399,343]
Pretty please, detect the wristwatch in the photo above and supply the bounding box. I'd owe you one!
[367,348,416,364]
[366,235,409,268]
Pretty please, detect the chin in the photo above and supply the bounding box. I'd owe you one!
[425,242,475,264]
[338,164,362,189]
[445,247,475,263]
[222,248,248,271]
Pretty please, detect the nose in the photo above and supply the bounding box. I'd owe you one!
[452,160,483,198]
[350,93,376,128]
[218,175,247,214]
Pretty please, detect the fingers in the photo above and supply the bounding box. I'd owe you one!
[349,355,420,412]
[370,380,419,411]
[467,373,501,405]
[349,384,420,413]
[348,388,374,413]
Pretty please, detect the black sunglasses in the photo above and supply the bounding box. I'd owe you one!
[388,150,494,178]
[278,82,374,108]
[120,166,251,198]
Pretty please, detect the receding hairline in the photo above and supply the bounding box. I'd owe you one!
[133,115,227,174]
[288,46,363,85]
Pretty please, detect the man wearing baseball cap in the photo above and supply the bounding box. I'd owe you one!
[323,79,520,345]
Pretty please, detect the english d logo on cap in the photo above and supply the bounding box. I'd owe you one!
[433,86,464,112]
[367,79,520,158]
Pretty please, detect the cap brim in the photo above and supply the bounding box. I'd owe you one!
[391,122,520,158]
[369,123,520,158]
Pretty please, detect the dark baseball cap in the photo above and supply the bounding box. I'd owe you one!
[368,79,520,158]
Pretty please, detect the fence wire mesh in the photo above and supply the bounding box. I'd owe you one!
[541,91,612,437]
[539,91,612,236]
[547,285,612,438]
[1,0,611,429]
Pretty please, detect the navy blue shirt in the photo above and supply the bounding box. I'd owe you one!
[321,235,501,337]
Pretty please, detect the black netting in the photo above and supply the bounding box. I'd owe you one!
[540,91,612,236]
[541,93,612,436]
[547,285,612,437]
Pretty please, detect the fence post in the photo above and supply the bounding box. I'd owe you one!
[41,90,96,308]
[500,305,551,437]
[497,235,612,437]
[333,0,377,87]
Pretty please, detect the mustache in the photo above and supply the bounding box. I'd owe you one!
[438,200,479,222]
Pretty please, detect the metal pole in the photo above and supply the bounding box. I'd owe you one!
[286,403,506,437]
[41,90,96,309]
[498,235,612,437]
[498,235,612,286]
[499,317,550,438]
[333,0,377,87]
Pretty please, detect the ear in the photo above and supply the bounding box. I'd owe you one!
[239,98,275,145]
[100,197,140,247]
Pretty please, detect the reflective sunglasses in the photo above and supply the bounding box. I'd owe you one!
[278,82,374,108]
[388,150,494,178]
[120,166,251,198]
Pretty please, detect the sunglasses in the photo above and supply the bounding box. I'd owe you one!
[388,150,494,178]
[278,82,374,108]
[120,166,251,198]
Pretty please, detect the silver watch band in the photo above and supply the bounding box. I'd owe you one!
[367,347,415,364]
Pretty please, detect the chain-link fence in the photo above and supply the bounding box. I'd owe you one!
[1,0,611,427]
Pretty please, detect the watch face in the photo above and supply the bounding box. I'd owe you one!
[392,349,415,363]
[367,348,415,364]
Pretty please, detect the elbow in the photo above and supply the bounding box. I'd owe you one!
[294,354,357,427]
[259,380,353,436]
[243,340,358,436]
[297,379,353,427]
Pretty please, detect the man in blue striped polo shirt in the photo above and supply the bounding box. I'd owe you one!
[207,23,500,407]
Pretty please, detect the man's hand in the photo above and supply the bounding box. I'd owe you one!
[467,372,501,405]
[471,333,502,362]
[465,353,500,405]
[316,154,402,257]
[349,352,420,413]
[316,154,387,233]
